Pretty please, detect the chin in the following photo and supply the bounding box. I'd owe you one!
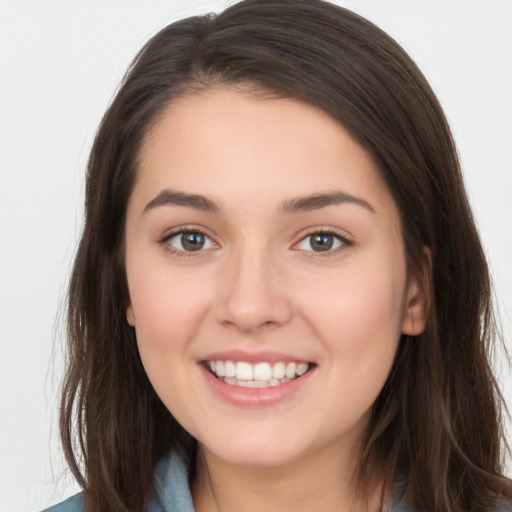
[198,430,312,469]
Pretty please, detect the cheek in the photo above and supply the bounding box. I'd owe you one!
[127,269,211,419]
[297,255,406,381]
[126,264,214,379]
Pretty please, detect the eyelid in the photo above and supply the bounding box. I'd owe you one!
[157,225,219,255]
[156,225,352,256]
[292,227,353,254]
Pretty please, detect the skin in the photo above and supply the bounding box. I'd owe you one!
[124,88,427,512]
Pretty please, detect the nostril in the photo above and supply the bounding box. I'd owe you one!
[214,264,293,332]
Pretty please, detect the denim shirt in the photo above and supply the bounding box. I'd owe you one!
[42,452,510,512]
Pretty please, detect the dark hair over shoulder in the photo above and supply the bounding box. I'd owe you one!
[60,1,511,510]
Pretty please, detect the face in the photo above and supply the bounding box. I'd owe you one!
[124,88,426,470]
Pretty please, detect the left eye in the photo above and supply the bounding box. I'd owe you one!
[167,231,216,252]
[296,232,345,252]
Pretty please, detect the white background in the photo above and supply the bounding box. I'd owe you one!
[0,1,511,510]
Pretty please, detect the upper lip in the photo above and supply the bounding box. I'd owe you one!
[199,350,312,364]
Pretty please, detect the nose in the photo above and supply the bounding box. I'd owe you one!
[214,244,293,333]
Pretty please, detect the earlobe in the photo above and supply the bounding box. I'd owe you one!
[126,304,136,326]
[401,248,431,336]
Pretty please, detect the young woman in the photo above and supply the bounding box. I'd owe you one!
[42,1,511,511]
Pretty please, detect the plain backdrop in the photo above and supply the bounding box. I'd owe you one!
[0,1,511,510]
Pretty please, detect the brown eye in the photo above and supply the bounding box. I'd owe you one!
[310,234,334,251]
[167,231,215,252]
[181,232,205,251]
[296,232,348,253]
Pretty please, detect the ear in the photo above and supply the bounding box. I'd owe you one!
[401,248,431,336]
[126,304,136,327]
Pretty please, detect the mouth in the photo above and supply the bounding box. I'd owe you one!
[204,360,313,388]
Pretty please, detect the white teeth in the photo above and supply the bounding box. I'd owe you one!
[235,361,253,381]
[296,363,308,376]
[272,362,286,379]
[238,380,270,388]
[253,362,272,380]
[285,362,296,379]
[215,361,225,377]
[224,360,236,378]
[206,359,311,387]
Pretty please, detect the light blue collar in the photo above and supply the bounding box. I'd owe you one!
[148,452,412,512]
[148,452,196,512]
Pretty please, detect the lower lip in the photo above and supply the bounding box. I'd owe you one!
[199,364,314,407]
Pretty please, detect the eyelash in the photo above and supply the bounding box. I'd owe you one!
[294,228,353,256]
[158,227,217,257]
[157,227,353,256]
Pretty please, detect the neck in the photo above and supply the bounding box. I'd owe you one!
[191,442,382,512]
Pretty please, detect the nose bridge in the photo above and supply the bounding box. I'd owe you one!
[215,234,291,332]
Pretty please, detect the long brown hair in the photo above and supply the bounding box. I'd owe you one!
[61,1,511,510]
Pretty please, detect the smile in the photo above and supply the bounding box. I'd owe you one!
[206,360,310,388]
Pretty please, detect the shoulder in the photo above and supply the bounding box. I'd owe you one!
[37,452,193,512]
[40,493,85,512]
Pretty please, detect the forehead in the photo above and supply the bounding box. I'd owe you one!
[134,87,395,217]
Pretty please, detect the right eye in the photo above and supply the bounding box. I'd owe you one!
[294,230,352,254]
[165,231,216,253]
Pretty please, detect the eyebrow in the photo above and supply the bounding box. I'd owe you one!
[143,189,220,213]
[143,188,375,215]
[280,191,375,215]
